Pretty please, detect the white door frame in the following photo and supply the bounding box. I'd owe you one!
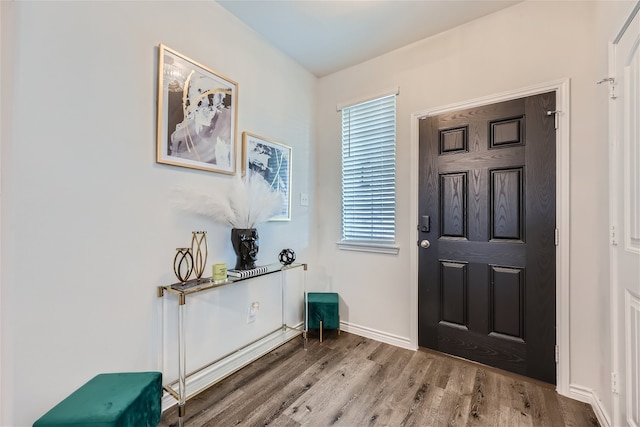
[409,78,571,394]
[609,3,640,426]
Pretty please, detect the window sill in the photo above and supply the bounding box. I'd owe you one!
[336,241,400,255]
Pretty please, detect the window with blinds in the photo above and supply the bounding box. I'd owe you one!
[341,94,396,245]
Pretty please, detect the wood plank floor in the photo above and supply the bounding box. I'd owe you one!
[159,331,599,427]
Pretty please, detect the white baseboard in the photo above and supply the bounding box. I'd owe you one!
[568,384,611,427]
[339,321,415,350]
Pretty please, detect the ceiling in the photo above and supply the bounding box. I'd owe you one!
[217,0,523,77]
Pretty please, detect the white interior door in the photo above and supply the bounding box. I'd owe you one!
[611,3,640,426]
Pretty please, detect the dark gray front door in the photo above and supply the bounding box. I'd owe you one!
[418,92,557,384]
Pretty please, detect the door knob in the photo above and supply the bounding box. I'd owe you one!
[420,240,431,249]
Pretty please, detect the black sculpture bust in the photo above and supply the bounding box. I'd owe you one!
[231,228,259,270]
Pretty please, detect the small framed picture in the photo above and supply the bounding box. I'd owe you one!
[156,44,238,174]
[242,132,292,221]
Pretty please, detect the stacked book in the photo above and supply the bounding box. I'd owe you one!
[227,265,269,278]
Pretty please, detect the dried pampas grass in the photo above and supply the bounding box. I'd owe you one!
[171,172,284,229]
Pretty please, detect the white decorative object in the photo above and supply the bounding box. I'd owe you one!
[172,173,283,228]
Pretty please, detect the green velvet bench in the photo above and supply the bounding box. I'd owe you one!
[33,372,162,427]
[306,292,340,342]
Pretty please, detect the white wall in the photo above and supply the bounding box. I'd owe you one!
[314,0,635,423]
[0,1,316,425]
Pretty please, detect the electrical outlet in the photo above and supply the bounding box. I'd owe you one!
[247,301,260,323]
[300,193,309,206]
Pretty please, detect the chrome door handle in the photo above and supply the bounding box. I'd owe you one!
[419,240,431,249]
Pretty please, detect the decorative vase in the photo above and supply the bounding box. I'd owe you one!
[173,247,194,283]
[230,228,259,270]
[191,231,208,279]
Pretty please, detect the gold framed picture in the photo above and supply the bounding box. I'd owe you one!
[156,44,238,174]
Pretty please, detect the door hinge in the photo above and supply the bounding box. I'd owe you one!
[611,371,619,393]
[546,110,561,130]
[555,345,559,363]
[611,225,618,246]
[596,77,617,99]
[555,228,559,246]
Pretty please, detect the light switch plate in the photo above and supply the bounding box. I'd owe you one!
[300,193,309,206]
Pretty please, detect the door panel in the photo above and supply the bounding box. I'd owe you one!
[612,4,640,425]
[418,93,557,384]
[491,265,524,339]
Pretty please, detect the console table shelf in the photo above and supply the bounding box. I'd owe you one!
[157,263,307,427]
[158,263,304,299]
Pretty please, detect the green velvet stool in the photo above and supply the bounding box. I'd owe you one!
[306,292,340,342]
[33,371,162,427]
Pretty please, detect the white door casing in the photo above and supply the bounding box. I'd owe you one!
[610,2,640,426]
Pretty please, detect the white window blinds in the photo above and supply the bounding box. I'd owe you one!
[341,94,396,243]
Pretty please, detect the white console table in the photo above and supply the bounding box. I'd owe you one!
[157,263,307,427]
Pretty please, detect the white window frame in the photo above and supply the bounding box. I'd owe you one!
[337,88,399,255]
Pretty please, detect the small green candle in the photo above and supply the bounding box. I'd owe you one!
[212,263,227,283]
